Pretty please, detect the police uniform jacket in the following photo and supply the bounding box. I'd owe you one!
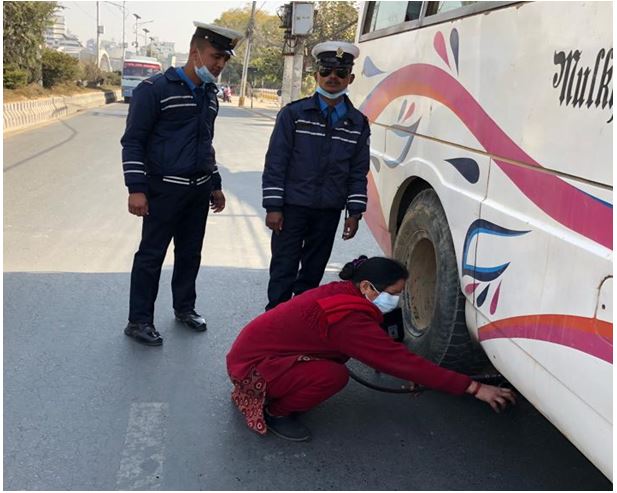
[121,66,221,194]
[262,93,370,215]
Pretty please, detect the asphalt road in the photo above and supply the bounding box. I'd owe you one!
[3,102,612,490]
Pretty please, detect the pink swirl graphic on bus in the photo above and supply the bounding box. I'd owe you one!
[479,314,613,363]
[358,59,612,250]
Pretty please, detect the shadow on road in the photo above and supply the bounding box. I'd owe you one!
[3,119,78,173]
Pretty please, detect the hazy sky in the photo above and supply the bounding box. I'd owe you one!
[60,1,284,51]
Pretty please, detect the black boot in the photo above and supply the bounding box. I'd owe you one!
[174,310,207,331]
[124,322,163,346]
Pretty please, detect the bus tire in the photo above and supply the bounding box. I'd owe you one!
[124,96,130,104]
[393,188,487,374]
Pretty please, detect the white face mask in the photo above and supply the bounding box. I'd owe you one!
[315,86,348,100]
[367,282,400,314]
[195,51,216,84]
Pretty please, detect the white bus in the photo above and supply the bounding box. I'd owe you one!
[351,1,612,479]
[121,57,162,103]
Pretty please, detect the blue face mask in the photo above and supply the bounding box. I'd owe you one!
[316,85,347,100]
[368,282,400,314]
[195,51,216,84]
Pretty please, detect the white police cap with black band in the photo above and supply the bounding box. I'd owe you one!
[311,41,360,67]
[193,21,243,56]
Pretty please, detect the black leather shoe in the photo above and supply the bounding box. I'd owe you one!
[264,411,311,442]
[174,310,207,331]
[124,322,163,346]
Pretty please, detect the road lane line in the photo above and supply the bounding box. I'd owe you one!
[116,402,168,490]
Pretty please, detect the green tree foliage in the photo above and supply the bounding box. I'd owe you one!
[212,2,359,91]
[213,6,284,89]
[308,1,359,51]
[3,64,30,89]
[3,1,57,84]
[41,49,80,88]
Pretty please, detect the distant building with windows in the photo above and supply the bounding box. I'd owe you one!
[44,8,83,58]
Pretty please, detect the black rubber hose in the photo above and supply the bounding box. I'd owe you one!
[348,367,508,394]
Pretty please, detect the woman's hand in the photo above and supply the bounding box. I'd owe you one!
[467,381,517,412]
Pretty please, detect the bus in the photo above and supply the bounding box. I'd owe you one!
[350,1,612,479]
[121,57,162,103]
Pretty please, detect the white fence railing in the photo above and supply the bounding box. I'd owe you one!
[3,89,121,133]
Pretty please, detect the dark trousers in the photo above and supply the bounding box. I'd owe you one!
[129,177,212,323]
[266,205,341,310]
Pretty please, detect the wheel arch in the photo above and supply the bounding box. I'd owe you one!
[389,176,433,244]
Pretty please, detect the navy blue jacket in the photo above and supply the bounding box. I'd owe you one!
[262,93,370,215]
[121,67,221,194]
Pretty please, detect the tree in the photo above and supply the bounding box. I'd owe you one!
[212,6,284,89]
[211,2,359,91]
[3,1,57,85]
[302,1,360,94]
[41,49,79,87]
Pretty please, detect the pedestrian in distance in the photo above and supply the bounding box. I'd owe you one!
[223,85,231,103]
[226,256,516,441]
[120,21,243,346]
[261,41,371,311]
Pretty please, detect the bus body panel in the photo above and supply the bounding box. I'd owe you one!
[480,334,612,478]
[352,1,613,479]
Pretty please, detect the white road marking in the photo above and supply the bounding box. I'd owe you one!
[116,402,168,490]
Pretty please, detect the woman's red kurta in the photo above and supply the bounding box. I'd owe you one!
[226,281,472,433]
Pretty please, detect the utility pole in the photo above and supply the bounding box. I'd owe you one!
[96,1,101,68]
[143,28,149,52]
[239,1,257,107]
[279,2,314,106]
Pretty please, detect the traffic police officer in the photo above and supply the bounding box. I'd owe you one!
[121,22,243,345]
[262,41,370,310]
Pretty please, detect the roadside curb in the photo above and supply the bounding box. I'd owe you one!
[3,89,121,134]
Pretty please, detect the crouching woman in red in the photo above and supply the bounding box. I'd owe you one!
[226,256,516,441]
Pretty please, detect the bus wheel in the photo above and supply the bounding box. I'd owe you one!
[393,189,487,374]
[124,97,130,104]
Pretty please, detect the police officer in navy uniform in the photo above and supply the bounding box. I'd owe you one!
[262,41,370,310]
[121,22,243,345]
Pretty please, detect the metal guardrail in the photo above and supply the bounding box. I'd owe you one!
[3,89,121,133]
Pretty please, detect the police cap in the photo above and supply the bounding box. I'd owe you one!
[193,21,243,56]
[311,41,360,68]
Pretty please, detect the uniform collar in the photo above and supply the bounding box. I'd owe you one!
[175,66,205,92]
[317,94,347,119]
[300,93,363,126]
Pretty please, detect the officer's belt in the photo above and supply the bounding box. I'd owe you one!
[161,175,211,186]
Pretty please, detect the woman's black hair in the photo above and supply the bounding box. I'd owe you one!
[339,255,408,291]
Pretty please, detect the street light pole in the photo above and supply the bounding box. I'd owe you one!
[122,1,125,64]
[143,28,149,54]
[133,13,141,50]
[96,1,101,68]
[239,1,257,107]
[104,2,126,64]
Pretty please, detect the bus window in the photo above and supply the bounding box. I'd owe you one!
[363,1,422,34]
[425,1,478,16]
[122,63,160,79]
